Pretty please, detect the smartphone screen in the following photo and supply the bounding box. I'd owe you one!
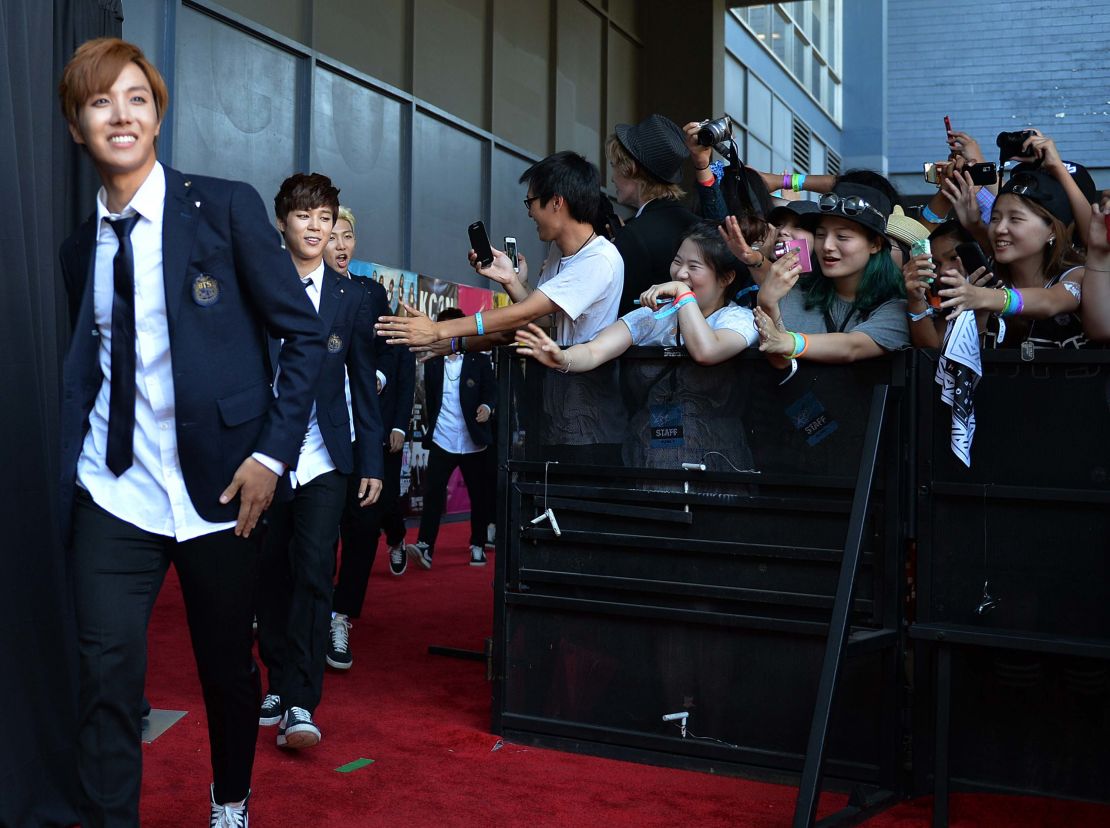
[504,236,519,272]
[468,220,494,267]
[785,238,812,272]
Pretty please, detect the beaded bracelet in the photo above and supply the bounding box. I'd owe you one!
[475,311,485,335]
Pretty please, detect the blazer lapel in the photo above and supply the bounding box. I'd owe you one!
[161,166,200,332]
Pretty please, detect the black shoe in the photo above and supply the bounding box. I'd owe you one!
[388,542,407,576]
[259,693,282,726]
[277,706,321,749]
[326,614,352,670]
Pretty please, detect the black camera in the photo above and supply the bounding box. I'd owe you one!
[696,115,732,147]
[996,130,1035,161]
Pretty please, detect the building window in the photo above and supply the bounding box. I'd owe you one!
[733,1,841,122]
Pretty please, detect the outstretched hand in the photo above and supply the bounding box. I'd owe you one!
[514,323,568,371]
[719,215,760,268]
[375,303,440,346]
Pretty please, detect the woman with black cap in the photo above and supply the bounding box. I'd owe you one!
[752,182,908,362]
[937,169,1088,349]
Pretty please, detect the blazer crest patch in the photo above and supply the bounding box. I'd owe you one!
[327,333,343,353]
[192,273,220,306]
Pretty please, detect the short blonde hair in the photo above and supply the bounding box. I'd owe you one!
[605,133,685,202]
[337,206,356,229]
[59,38,169,129]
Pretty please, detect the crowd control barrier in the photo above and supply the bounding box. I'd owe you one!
[490,348,909,827]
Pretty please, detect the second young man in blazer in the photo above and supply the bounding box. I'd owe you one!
[406,307,497,568]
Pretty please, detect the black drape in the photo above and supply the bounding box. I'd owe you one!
[0,1,120,824]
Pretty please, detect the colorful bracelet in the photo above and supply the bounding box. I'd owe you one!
[787,331,808,359]
[449,337,458,354]
[791,173,806,192]
[673,295,698,311]
[782,172,791,192]
[1009,288,1024,316]
[673,291,696,304]
[1000,288,1025,317]
[475,311,485,335]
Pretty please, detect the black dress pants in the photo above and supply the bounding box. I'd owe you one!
[71,489,260,827]
[334,446,403,618]
[257,470,347,713]
[417,443,489,554]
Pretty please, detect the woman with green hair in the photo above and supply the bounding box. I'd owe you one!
[754,182,909,362]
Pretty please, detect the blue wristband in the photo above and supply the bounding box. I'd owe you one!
[921,203,947,223]
[475,311,485,336]
[652,294,698,319]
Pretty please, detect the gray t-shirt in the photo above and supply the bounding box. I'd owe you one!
[779,289,909,351]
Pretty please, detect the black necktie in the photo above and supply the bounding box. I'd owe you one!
[106,214,141,477]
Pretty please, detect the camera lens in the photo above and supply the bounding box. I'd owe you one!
[696,116,731,148]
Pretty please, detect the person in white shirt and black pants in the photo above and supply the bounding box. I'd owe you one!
[406,308,498,568]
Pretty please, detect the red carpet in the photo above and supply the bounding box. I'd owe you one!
[140,523,1110,827]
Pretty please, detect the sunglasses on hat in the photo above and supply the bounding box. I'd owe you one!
[817,192,886,223]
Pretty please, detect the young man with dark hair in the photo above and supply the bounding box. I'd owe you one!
[255,174,386,749]
[376,150,623,350]
[376,151,626,462]
[58,37,327,826]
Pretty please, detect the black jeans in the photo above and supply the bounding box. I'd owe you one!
[334,445,404,618]
[71,490,260,826]
[417,442,489,554]
[256,470,347,713]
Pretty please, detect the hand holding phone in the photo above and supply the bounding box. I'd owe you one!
[468,220,494,268]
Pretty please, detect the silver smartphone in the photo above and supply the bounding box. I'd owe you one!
[504,236,519,272]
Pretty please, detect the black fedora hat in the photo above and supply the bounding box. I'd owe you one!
[614,114,690,185]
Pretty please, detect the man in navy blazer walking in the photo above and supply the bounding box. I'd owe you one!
[255,175,385,751]
[58,38,325,827]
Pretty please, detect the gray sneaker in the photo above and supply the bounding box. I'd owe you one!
[406,541,432,570]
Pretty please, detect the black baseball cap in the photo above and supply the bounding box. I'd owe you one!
[815,183,891,238]
[768,200,820,227]
[999,170,1073,226]
[1011,160,1097,207]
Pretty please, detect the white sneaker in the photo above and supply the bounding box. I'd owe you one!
[210,783,249,827]
[470,545,487,566]
[407,541,432,570]
[277,706,321,749]
[326,614,352,670]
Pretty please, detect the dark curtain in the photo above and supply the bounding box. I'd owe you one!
[0,1,120,825]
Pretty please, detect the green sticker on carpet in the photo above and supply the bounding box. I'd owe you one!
[335,758,375,773]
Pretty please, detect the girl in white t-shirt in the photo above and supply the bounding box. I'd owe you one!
[515,221,757,368]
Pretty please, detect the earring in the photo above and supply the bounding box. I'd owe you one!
[1048,237,1056,246]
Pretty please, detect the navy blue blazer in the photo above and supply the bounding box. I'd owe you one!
[421,352,497,450]
[273,265,386,485]
[58,165,327,538]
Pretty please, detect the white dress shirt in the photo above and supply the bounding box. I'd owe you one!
[431,355,485,455]
[76,162,236,541]
[286,262,339,488]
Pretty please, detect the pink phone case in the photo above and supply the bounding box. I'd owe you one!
[786,238,812,273]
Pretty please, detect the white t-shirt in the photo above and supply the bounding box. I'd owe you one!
[536,235,624,344]
[620,302,758,348]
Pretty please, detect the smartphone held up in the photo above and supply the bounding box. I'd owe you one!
[774,238,812,273]
[468,220,494,268]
